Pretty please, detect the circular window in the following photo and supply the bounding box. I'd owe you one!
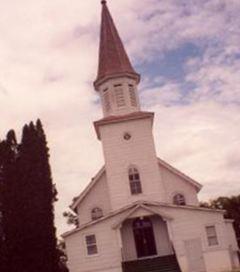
[123,132,131,140]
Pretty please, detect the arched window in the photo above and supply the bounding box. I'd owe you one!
[129,167,142,195]
[173,194,186,206]
[91,207,103,220]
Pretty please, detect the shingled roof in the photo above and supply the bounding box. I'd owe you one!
[94,1,140,89]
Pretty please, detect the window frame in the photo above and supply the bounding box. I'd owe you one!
[84,234,98,257]
[173,193,186,206]
[128,167,142,195]
[102,90,111,112]
[91,207,103,221]
[114,84,125,108]
[205,225,219,247]
[128,84,137,107]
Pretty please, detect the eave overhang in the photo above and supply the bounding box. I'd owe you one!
[94,111,154,140]
[62,200,225,238]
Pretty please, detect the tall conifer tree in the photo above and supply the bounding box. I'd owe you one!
[16,120,59,272]
[35,119,59,272]
[0,139,5,271]
[0,122,60,272]
[0,131,19,272]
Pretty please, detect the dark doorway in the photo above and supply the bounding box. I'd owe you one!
[133,217,157,258]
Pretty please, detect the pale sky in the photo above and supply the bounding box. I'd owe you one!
[0,0,240,235]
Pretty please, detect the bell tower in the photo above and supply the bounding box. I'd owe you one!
[94,1,166,210]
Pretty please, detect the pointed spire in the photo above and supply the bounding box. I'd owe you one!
[94,1,140,89]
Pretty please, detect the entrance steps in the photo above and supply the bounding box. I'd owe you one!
[122,254,181,272]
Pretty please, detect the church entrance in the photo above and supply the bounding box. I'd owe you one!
[133,217,157,258]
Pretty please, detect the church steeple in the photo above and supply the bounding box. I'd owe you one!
[94,1,141,117]
[92,3,163,210]
[94,1,140,89]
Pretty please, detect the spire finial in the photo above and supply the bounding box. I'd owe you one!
[101,0,106,4]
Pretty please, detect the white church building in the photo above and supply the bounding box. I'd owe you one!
[62,1,239,272]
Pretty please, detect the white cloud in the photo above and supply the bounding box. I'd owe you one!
[0,0,240,235]
[149,101,240,199]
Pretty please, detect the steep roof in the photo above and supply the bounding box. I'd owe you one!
[70,157,202,212]
[94,1,140,89]
[157,158,202,192]
[70,166,105,212]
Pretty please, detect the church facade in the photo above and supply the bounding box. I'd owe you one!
[62,2,239,272]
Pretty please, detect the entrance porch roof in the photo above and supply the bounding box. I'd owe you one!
[112,203,173,229]
[62,200,224,238]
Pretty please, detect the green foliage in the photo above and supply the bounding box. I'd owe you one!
[63,210,79,227]
[0,130,18,272]
[57,240,69,272]
[0,140,6,270]
[0,120,62,272]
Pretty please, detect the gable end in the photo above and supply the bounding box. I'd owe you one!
[158,157,202,192]
[70,166,106,212]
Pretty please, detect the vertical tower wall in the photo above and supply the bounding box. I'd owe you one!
[97,117,166,210]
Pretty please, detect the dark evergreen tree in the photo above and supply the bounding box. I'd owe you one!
[57,240,69,272]
[0,121,60,272]
[0,140,4,238]
[15,120,59,272]
[0,139,5,271]
[0,131,19,272]
[35,119,59,272]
